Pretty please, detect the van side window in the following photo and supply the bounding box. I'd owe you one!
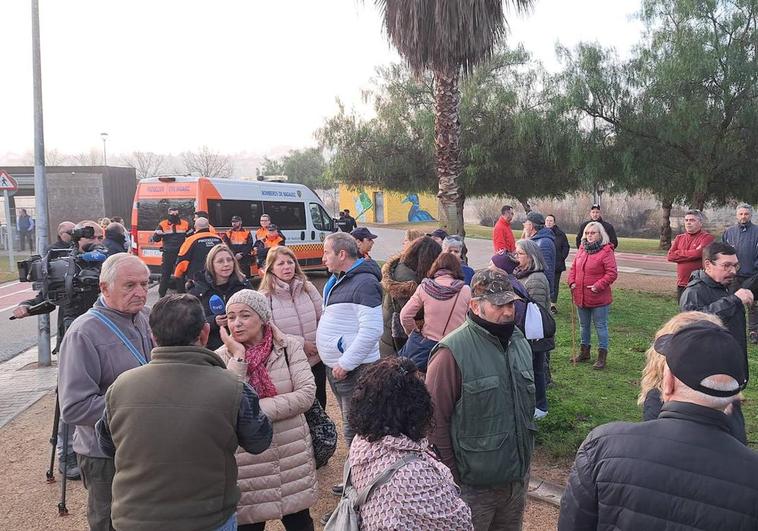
[262,201,306,230]
[207,199,263,227]
[310,203,333,232]
[138,199,195,230]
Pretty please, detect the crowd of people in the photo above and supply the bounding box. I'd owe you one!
[14,201,758,530]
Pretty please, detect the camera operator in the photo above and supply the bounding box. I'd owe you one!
[12,219,107,480]
[13,220,107,328]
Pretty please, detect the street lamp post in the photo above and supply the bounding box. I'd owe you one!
[596,183,606,209]
[101,132,109,166]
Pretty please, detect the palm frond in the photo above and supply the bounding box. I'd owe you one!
[374,0,533,74]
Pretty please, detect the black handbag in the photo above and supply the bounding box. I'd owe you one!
[284,348,337,468]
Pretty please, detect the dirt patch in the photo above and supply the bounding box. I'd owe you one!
[1,391,560,530]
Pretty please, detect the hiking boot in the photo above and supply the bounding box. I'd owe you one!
[58,453,81,480]
[331,483,344,497]
[593,348,608,370]
[750,331,758,344]
[320,510,333,526]
[571,344,591,363]
[550,304,558,315]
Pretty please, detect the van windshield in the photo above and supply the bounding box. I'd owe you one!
[137,199,195,230]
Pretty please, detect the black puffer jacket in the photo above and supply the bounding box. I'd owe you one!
[559,401,758,531]
[189,271,251,350]
[550,224,570,273]
[680,270,748,381]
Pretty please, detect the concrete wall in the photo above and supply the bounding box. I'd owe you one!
[338,184,437,224]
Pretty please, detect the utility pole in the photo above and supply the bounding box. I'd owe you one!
[32,0,51,367]
[101,132,108,166]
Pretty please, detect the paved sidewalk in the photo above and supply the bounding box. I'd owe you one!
[0,346,57,429]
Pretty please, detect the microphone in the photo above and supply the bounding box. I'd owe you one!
[209,295,225,316]
[80,251,108,263]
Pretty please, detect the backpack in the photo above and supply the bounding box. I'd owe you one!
[324,453,420,530]
[511,282,556,352]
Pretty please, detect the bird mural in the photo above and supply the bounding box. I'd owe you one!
[402,194,435,222]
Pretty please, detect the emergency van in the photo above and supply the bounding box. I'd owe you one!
[131,176,335,277]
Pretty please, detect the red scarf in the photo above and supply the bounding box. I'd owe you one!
[244,325,278,399]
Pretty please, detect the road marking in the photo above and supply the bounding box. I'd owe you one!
[0,287,33,301]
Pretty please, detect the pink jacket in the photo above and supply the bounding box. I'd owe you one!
[568,243,618,308]
[349,435,473,531]
[400,275,471,342]
[261,276,323,366]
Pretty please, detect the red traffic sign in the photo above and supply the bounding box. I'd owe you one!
[0,170,18,191]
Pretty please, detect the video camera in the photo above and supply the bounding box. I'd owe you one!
[17,245,107,308]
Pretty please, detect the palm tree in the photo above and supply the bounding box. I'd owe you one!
[373,0,533,235]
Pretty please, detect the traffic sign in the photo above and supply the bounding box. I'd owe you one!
[0,170,18,191]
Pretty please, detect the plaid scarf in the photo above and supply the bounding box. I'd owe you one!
[244,325,277,399]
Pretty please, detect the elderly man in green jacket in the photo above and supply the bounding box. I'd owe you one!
[426,268,536,531]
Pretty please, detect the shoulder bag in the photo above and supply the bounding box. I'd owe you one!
[283,347,337,469]
[325,453,421,531]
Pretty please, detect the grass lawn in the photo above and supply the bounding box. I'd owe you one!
[541,287,758,458]
[374,222,666,255]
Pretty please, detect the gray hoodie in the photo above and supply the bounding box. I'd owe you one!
[58,297,153,457]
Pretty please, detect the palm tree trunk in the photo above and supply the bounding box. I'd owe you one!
[434,67,465,236]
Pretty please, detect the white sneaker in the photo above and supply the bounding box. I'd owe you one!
[534,408,548,420]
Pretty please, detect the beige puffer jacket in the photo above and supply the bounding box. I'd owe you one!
[260,276,323,366]
[216,324,318,525]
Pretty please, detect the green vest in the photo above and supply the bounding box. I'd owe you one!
[433,316,536,486]
[106,346,243,531]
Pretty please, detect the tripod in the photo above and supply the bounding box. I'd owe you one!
[46,389,70,516]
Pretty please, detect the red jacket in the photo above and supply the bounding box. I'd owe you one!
[493,217,516,253]
[666,230,715,287]
[568,244,618,308]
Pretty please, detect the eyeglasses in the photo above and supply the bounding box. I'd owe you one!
[710,260,739,271]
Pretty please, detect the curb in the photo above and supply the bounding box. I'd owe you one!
[527,478,564,507]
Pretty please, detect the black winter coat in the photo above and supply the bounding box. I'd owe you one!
[189,272,252,351]
[576,218,618,250]
[680,270,748,382]
[559,401,758,531]
[103,231,127,256]
[550,224,570,273]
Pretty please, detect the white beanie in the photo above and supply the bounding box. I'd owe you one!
[226,290,272,323]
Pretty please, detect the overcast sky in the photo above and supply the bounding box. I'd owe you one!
[0,0,642,158]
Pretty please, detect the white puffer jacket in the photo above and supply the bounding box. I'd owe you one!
[216,325,318,525]
[261,276,323,366]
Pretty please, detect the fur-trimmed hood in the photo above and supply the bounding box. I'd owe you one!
[381,255,418,300]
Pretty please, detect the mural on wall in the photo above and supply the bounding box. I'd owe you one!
[402,194,436,222]
[354,188,373,222]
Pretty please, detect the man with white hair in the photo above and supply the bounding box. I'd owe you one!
[442,235,474,285]
[559,319,758,530]
[59,254,153,531]
[722,203,758,343]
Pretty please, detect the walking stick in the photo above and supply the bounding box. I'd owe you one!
[571,302,578,366]
[58,422,70,516]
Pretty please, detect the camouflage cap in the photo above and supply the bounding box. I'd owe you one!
[471,268,521,305]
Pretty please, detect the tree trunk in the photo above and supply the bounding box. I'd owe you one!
[433,68,465,237]
[659,200,673,250]
[517,197,531,214]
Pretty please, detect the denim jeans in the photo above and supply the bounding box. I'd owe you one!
[326,364,370,448]
[215,512,236,531]
[577,304,610,349]
[532,350,547,411]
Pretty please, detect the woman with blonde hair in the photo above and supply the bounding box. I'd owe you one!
[189,244,251,350]
[259,245,325,407]
[639,311,746,443]
[401,228,425,252]
[568,221,618,369]
[219,289,318,530]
